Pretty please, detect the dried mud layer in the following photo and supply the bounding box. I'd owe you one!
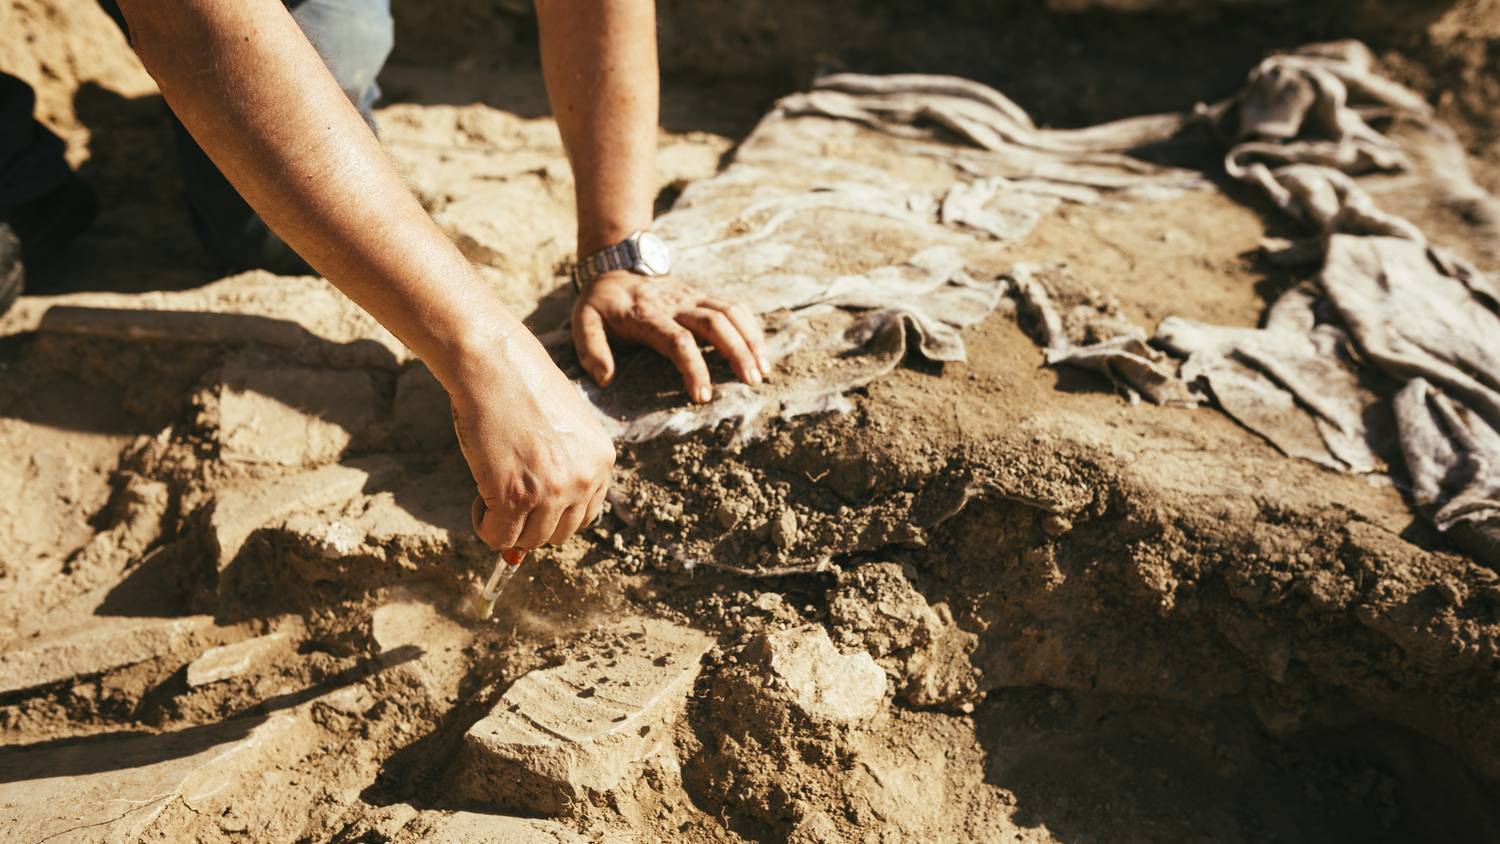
[3,2,1500,843]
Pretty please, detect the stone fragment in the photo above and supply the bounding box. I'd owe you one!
[214,360,378,466]
[457,619,713,815]
[0,711,310,843]
[186,631,289,687]
[411,811,589,844]
[771,508,800,549]
[828,562,980,709]
[0,615,217,694]
[37,274,411,369]
[40,305,311,348]
[206,456,397,570]
[745,625,886,725]
[752,591,785,613]
[716,499,748,530]
[370,594,447,654]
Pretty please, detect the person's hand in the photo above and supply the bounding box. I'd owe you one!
[571,270,770,402]
[448,328,615,551]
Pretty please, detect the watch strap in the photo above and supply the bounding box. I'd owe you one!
[572,239,642,292]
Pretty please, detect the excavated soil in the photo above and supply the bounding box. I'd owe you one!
[2,1,1499,842]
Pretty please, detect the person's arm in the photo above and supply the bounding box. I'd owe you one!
[534,0,769,402]
[117,0,614,551]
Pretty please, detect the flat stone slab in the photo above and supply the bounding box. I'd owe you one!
[749,625,888,725]
[412,811,589,844]
[0,711,309,843]
[0,615,217,695]
[215,361,377,467]
[457,619,713,815]
[36,274,411,369]
[186,631,289,688]
[206,456,397,570]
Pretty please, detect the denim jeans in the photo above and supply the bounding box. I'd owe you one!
[0,0,394,274]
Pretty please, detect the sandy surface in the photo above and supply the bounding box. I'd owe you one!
[1,1,1498,842]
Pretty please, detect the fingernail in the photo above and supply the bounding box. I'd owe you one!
[758,355,772,374]
[748,367,763,385]
[697,386,713,403]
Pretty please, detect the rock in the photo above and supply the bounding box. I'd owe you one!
[409,811,589,843]
[213,360,378,466]
[746,626,886,725]
[37,274,410,368]
[0,710,311,843]
[456,619,713,815]
[788,809,844,844]
[0,615,217,695]
[715,499,749,530]
[828,563,934,659]
[205,456,398,570]
[186,631,289,687]
[771,508,800,549]
[692,627,946,842]
[752,591,785,613]
[370,594,446,654]
[828,563,979,710]
[276,453,486,583]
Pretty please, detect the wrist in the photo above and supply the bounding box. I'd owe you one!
[421,301,533,396]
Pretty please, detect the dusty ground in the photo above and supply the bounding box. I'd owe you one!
[1,1,1499,842]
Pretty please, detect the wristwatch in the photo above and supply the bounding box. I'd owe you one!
[571,230,672,292]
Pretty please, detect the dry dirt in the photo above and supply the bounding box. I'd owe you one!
[2,1,1499,843]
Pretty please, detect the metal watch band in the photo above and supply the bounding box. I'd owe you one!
[571,239,641,292]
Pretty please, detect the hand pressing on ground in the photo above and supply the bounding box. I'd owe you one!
[571,269,771,403]
[449,327,616,552]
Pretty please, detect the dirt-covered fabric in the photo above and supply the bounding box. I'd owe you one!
[559,73,1202,443]
[1176,43,1500,565]
[1007,262,1201,407]
[1156,286,1380,473]
[919,40,1500,565]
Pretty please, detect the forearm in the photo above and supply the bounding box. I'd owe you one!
[117,0,519,389]
[535,0,659,256]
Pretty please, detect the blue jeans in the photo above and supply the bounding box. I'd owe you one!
[0,0,394,274]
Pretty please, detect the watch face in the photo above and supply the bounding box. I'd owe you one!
[637,232,671,275]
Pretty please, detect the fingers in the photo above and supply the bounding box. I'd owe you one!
[472,495,525,551]
[678,308,762,386]
[637,317,714,403]
[571,304,616,387]
[473,488,607,551]
[515,502,566,551]
[584,484,607,527]
[701,298,770,375]
[548,502,589,546]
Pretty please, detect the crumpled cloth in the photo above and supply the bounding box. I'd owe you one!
[1395,378,1500,567]
[1007,263,1199,407]
[1192,43,1500,565]
[559,72,1203,443]
[1155,42,1500,565]
[1156,286,1378,473]
[947,39,1499,565]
